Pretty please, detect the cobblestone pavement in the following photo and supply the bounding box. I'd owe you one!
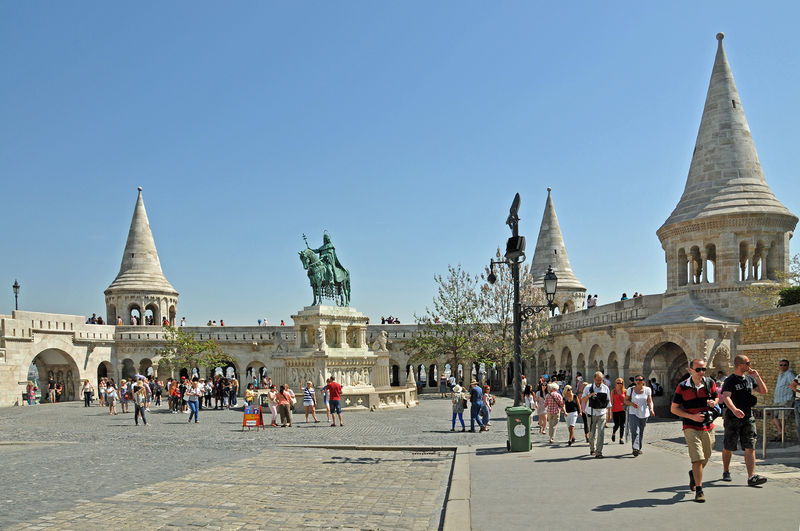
[1,394,798,528]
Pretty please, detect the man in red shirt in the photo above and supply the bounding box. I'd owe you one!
[671,357,719,503]
[327,376,343,427]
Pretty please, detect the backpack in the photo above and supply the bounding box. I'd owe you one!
[588,384,609,410]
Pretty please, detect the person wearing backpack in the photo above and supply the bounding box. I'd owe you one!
[581,372,611,458]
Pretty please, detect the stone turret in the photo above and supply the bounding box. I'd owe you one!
[531,188,586,313]
[104,187,178,325]
[657,34,797,319]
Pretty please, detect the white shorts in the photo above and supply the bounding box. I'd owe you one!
[566,412,578,427]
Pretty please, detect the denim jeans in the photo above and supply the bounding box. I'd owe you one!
[480,405,490,427]
[470,405,485,430]
[188,400,199,422]
[451,411,464,429]
[134,404,147,425]
[628,413,648,451]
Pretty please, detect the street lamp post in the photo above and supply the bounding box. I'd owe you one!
[12,279,20,311]
[488,193,558,406]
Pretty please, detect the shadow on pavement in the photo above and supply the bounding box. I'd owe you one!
[475,447,509,456]
[593,488,688,511]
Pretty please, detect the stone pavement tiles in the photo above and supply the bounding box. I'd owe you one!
[4,447,452,530]
[469,434,800,531]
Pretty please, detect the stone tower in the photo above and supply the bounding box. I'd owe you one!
[105,187,178,325]
[656,34,797,319]
[531,187,586,313]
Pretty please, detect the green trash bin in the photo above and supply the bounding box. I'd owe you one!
[505,406,533,452]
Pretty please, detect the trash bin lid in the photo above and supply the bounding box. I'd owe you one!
[505,406,533,415]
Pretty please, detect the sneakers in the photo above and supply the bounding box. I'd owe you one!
[722,471,731,482]
[694,489,705,503]
[620,438,624,444]
[612,434,616,442]
[595,453,603,459]
[748,475,767,487]
[632,450,639,457]
[689,470,696,491]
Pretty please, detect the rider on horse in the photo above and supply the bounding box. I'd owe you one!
[308,231,347,285]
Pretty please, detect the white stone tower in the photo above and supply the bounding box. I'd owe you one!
[531,187,586,313]
[657,34,797,319]
[105,187,178,325]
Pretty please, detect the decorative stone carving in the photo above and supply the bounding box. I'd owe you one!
[372,330,390,352]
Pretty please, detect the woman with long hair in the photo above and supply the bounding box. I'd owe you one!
[133,383,148,426]
[186,380,200,423]
[98,377,106,407]
[81,379,94,407]
[277,384,293,427]
[535,381,548,434]
[26,381,36,406]
[119,379,129,414]
[523,384,535,410]
[563,385,581,446]
[611,378,627,444]
[624,374,655,456]
[267,385,279,427]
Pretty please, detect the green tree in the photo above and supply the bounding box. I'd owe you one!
[406,264,482,384]
[157,326,236,376]
[476,249,551,395]
[743,253,800,309]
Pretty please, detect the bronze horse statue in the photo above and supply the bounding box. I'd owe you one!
[299,248,350,306]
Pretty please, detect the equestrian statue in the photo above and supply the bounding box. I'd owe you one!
[299,232,351,307]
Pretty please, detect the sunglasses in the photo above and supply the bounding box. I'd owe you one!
[694,367,707,373]
[635,378,645,382]
[780,364,788,367]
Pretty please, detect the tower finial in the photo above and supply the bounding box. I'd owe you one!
[716,32,724,41]
[547,187,552,194]
[137,186,142,192]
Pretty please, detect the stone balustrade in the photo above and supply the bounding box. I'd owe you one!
[549,294,664,334]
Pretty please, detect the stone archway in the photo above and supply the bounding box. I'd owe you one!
[607,352,619,381]
[589,345,602,375]
[97,361,112,387]
[642,341,690,416]
[576,353,586,380]
[28,348,81,402]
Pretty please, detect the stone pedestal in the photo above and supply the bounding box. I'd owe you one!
[271,305,416,410]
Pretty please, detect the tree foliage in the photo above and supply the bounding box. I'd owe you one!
[157,326,237,374]
[406,265,482,379]
[743,253,800,310]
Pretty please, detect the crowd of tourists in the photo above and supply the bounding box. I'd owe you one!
[73,372,348,430]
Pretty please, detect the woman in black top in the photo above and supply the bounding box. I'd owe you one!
[563,385,582,446]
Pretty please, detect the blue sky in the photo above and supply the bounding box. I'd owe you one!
[2,2,798,325]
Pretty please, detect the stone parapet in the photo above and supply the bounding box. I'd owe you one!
[549,294,663,334]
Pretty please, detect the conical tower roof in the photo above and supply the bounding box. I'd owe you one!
[661,33,796,229]
[105,187,177,294]
[531,188,585,290]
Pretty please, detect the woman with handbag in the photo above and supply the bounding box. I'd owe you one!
[277,384,293,427]
[81,379,94,407]
[133,383,148,426]
[105,380,118,416]
[450,384,466,432]
[563,385,581,446]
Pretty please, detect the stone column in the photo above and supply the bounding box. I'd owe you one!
[358,328,367,349]
[375,356,390,388]
[700,250,708,283]
[338,326,348,348]
[761,245,771,279]
[295,326,304,350]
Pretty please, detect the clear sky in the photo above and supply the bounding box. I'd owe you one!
[2,2,798,325]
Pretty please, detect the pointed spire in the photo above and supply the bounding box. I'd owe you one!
[661,33,795,228]
[105,187,177,294]
[531,188,585,290]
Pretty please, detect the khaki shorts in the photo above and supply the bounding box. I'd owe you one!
[684,427,714,465]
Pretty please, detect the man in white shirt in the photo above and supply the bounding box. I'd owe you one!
[582,371,612,457]
[772,359,795,438]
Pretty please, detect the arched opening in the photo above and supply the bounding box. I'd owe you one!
[144,302,159,326]
[97,361,112,388]
[29,348,81,402]
[168,305,177,326]
[128,304,142,325]
[417,364,426,387]
[589,345,602,375]
[213,362,238,381]
[576,353,586,381]
[623,348,631,379]
[607,352,619,381]
[563,300,574,314]
[560,347,572,377]
[428,364,438,387]
[390,364,400,386]
[548,354,556,376]
[705,244,717,283]
[180,367,190,379]
[643,341,689,416]
[121,359,136,381]
[245,362,266,387]
[139,358,154,378]
[710,348,731,376]
[754,240,767,280]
